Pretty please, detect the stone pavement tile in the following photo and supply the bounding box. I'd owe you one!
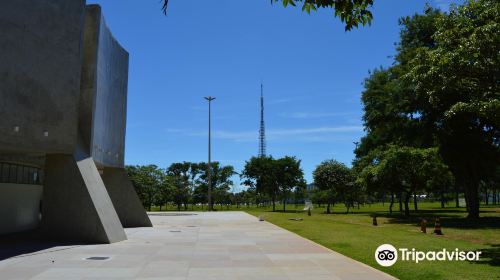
[271,258,323,268]
[268,253,342,261]
[187,267,236,278]
[189,259,233,268]
[135,278,185,280]
[288,276,342,280]
[231,259,274,267]
[231,251,271,261]
[239,276,289,280]
[31,268,141,279]
[137,266,189,278]
[81,278,135,280]
[0,266,46,279]
[234,267,288,277]
[281,265,332,275]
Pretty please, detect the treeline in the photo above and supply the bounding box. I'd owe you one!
[126,162,236,211]
[126,156,309,212]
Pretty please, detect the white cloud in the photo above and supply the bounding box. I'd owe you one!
[168,125,363,142]
[268,98,295,105]
[279,111,358,119]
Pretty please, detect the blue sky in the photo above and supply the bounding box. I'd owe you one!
[87,0,459,189]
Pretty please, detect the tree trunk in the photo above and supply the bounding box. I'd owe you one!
[272,197,276,212]
[327,203,331,214]
[464,180,480,219]
[485,189,489,205]
[283,198,286,212]
[404,193,410,217]
[441,191,445,208]
[413,192,418,211]
[398,193,403,213]
[455,190,460,208]
[389,193,394,214]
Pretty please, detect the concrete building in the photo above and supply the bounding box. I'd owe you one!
[0,0,152,243]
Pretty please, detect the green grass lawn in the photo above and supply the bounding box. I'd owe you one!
[243,202,500,280]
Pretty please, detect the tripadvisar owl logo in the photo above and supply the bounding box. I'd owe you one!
[375,244,398,267]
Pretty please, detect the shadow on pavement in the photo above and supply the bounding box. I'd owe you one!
[0,230,85,261]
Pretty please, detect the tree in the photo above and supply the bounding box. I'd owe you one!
[161,0,373,31]
[198,162,236,209]
[355,7,442,159]
[167,162,192,211]
[404,0,500,218]
[154,174,173,211]
[241,156,305,211]
[241,156,280,211]
[313,160,351,214]
[126,165,165,211]
[355,2,499,218]
[357,146,453,216]
[275,156,306,212]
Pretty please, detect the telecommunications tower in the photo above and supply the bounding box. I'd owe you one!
[259,83,266,157]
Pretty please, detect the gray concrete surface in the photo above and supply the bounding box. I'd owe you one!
[80,5,129,168]
[0,212,395,280]
[0,184,42,235]
[0,0,86,155]
[41,155,126,244]
[101,167,153,228]
[0,0,149,242]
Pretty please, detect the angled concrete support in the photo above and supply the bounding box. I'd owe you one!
[41,154,127,243]
[101,168,152,228]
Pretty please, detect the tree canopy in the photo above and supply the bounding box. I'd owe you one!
[241,155,305,211]
[161,0,373,31]
[355,0,500,218]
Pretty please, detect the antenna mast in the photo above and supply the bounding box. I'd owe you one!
[259,83,266,157]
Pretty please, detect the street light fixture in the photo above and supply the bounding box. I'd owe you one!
[204,96,215,211]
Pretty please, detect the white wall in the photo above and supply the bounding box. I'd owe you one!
[0,183,42,235]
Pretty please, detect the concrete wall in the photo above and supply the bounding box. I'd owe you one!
[0,184,42,235]
[41,155,126,243]
[80,5,129,168]
[101,167,152,228]
[0,0,86,155]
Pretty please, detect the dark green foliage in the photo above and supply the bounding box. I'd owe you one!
[355,0,499,218]
[313,160,359,213]
[403,0,500,217]
[126,161,235,211]
[241,156,306,212]
[161,0,373,31]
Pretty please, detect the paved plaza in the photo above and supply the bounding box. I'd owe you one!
[0,212,394,280]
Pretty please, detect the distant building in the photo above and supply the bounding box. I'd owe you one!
[0,0,151,243]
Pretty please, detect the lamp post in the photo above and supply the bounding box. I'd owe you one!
[205,96,215,211]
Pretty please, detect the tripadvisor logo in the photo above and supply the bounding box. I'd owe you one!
[375,244,481,267]
[375,244,398,267]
